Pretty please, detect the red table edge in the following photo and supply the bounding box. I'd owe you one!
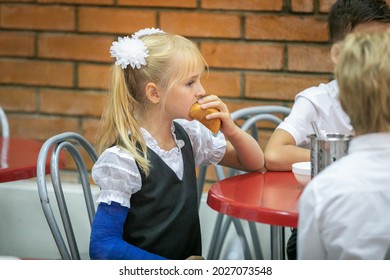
[207,185,299,228]
[0,137,66,183]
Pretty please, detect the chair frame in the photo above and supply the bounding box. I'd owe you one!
[36,132,98,260]
[198,105,291,260]
[0,106,9,138]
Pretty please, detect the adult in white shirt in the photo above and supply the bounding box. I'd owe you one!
[298,31,390,259]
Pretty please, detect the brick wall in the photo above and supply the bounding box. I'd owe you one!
[1,0,341,172]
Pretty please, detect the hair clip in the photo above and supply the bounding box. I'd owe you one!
[132,27,165,39]
[110,28,166,69]
[110,36,149,69]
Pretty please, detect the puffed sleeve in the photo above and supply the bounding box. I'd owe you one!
[92,146,142,208]
[174,119,226,166]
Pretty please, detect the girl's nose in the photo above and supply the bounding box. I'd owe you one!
[195,85,206,99]
[196,92,205,99]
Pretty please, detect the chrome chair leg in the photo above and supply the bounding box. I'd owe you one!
[249,221,264,259]
[270,226,285,260]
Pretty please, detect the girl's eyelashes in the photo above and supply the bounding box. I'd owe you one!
[186,80,195,87]
[185,74,202,87]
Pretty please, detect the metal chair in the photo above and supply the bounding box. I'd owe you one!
[199,105,291,260]
[384,244,390,260]
[36,132,99,259]
[0,106,9,137]
[0,106,10,169]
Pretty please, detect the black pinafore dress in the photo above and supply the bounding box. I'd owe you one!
[123,122,202,259]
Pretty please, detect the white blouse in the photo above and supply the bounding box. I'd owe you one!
[298,133,390,259]
[92,119,226,208]
[277,80,353,148]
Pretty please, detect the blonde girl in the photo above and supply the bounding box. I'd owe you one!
[89,28,264,260]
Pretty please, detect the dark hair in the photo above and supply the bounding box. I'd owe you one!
[328,0,390,42]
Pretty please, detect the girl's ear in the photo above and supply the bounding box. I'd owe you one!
[145,82,160,105]
[330,42,341,65]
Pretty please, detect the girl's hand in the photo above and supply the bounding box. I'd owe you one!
[197,95,240,138]
[199,95,265,172]
[186,255,205,260]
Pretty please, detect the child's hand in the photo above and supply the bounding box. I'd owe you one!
[197,94,239,138]
[201,95,265,172]
[186,255,205,260]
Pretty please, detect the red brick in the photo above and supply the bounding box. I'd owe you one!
[246,15,328,42]
[8,115,79,141]
[38,34,113,62]
[0,4,75,31]
[319,0,336,13]
[291,0,314,13]
[40,89,104,117]
[82,118,101,144]
[288,45,333,73]
[202,0,283,11]
[0,32,35,56]
[245,73,330,101]
[1,0,365,152]
[38,0,113,5]
[160,12,240,38]
[0,87,36,111]
[201,42,284,70]
[0,0,34,2]
[0,59,74,87]
[78,63,111,89]
[78,8,156,34]
[201,71,241,98]
[118,0,196,8]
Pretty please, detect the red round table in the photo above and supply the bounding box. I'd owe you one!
[0,137,65,183]
[207,171,305,259]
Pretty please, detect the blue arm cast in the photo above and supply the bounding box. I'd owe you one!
[89,201,167,260]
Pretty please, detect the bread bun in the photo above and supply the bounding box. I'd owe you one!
[189,102,221,133]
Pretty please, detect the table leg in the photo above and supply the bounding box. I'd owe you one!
[270,226,285,260]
